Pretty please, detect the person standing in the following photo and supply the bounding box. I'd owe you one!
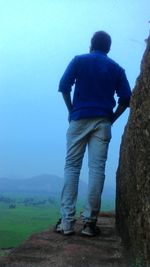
[55,31,131,236]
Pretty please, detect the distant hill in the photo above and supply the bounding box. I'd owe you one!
[0,174,115,201]
[0,174,87,198]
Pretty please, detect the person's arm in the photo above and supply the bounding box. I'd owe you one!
[62,92,73,113]
[59,57,77,94]
[111,104,127,124]
[58,57,77,121]
[62,92,73,122]
[113,67,131,124]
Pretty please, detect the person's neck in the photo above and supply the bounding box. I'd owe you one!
[90,49,107,55]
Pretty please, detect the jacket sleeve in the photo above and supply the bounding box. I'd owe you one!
[116,67,132,107]
[58,57,78,93]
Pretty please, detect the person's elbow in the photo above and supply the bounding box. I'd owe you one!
[118,95,131,108]
[58,78,72,93]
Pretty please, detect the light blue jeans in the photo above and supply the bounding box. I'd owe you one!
[61,118,111,231]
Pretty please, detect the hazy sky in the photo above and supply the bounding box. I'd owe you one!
[0,0,149,187]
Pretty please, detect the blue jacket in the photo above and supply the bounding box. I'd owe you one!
[59,51,131,120]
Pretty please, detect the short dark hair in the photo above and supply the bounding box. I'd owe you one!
[90,31,111,53]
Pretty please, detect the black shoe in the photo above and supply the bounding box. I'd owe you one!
[54,218,75,235]
[53,218,62,233]
[81,222,100,237]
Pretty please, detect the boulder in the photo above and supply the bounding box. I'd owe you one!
[116,35,150,266]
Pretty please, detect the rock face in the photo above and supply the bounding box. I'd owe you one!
[116,35,150,266]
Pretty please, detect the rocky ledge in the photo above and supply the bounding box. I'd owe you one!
[0,212,130,267]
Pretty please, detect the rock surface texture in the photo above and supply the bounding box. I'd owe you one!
[116,35,150,266]
[0,213,130,267]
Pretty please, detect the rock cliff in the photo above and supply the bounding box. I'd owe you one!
[116,35,150,266]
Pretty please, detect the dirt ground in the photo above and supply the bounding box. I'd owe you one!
[0,212,131,267]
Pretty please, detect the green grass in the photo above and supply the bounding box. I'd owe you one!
[0,207,59,248]
[0,198,60,249]
[0,193,115,249]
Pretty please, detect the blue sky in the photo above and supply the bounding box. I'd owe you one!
[0,0,149,188]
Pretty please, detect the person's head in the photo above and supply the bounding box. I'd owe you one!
[90,31,111,54]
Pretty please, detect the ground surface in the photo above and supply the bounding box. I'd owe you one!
[0,212,131,267]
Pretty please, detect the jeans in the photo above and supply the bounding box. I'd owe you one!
[60,117,111,230]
